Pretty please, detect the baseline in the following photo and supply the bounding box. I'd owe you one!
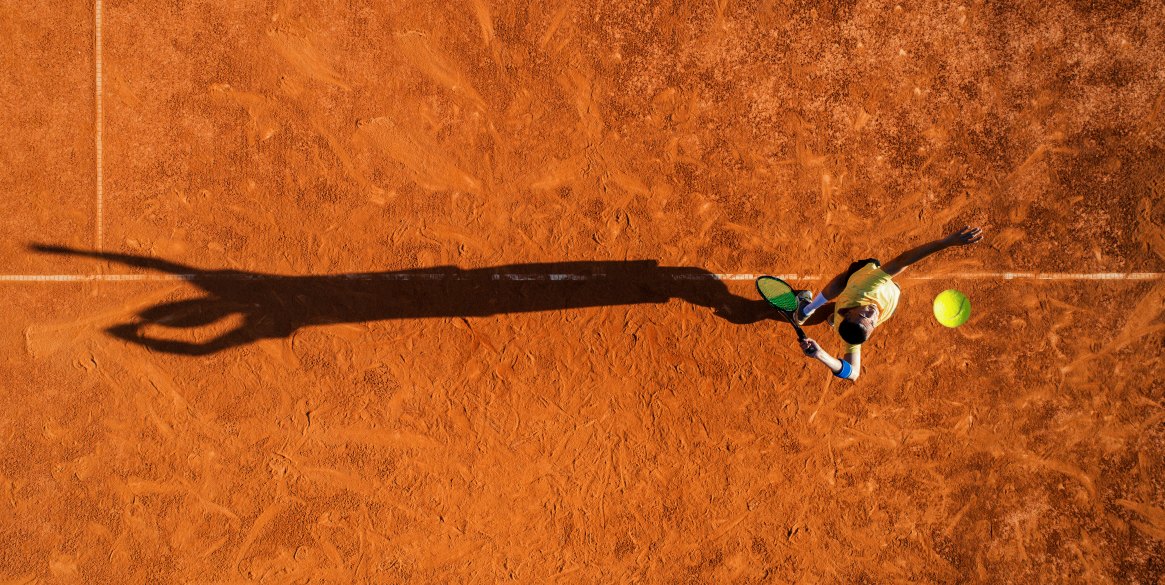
[0,272,1160,283]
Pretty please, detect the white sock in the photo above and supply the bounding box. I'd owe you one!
[801,293,827,315]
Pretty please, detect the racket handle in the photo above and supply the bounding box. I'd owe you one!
[779,311,808,340]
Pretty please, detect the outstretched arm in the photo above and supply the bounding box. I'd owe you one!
[880,226,984,277]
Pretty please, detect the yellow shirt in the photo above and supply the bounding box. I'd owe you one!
[829,264,900,356]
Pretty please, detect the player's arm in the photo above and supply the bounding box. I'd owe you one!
[842,350,860,379]
[880,226,984,277]
[799,338,859,381]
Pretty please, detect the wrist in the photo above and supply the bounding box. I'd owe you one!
[834,359,853,379]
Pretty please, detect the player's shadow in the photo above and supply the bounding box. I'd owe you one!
[31,244,796,356]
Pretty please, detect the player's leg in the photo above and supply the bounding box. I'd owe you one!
[796,258,880,324]
[820,270,852,300]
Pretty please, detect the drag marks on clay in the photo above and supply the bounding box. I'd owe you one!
[467,0,495,46]
[538,3,573,52]
[1060,279,1165,377]
[93,341,235,446]
[307,115,388,202]
[268,27,351,91]
[395,31,487,113]
[557,66,605,142]
[355,116,482,194]
[990,227,1026,254]
[418,223,494,256]
[1116,499,1165,542]
[317,426,439,451]
[210,85,281,146]
[57,341,250,567]
[232,500,292,575]
[1138,176,1165,260]
[1007,448,1097,502]
[526,154,588,192]
[23,286,182,359]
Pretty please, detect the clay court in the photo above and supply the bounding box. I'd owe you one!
[3,1,1165,582]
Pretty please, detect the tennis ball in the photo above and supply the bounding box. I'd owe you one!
[933,289,971,328]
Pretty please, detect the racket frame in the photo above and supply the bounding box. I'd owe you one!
[755,275,808,340]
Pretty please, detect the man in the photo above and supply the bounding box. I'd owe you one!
[795,225,985,381]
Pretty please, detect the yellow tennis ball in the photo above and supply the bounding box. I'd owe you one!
[933,289,971,327]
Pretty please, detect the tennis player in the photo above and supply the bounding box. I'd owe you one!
[795,226,984,381]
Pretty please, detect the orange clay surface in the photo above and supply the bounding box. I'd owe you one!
[3,1,1165,582]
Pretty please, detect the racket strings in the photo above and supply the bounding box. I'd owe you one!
[757,278,799,311]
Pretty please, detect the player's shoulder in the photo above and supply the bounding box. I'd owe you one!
[867,266,899,285]
[851,264,894,286]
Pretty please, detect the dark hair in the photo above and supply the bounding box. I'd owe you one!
[838,318,870,345]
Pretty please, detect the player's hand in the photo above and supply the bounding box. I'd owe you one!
[799,338,824,358]
[943,225,984,247]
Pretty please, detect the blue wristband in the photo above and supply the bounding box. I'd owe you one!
[834,360,852,379]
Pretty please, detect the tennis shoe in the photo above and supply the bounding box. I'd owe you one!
[793,289,814,325]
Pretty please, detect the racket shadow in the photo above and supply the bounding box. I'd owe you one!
[30,244,784,356]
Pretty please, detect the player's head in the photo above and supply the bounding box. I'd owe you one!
[839,304,878,345]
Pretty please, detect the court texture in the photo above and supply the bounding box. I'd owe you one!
[2,1,1164,582]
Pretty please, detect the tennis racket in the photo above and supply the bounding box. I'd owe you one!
[756,275,807,340]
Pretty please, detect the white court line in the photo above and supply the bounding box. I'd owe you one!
[0,272,1160,283]
[907,272,1164,281]
[94,0,104,251]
